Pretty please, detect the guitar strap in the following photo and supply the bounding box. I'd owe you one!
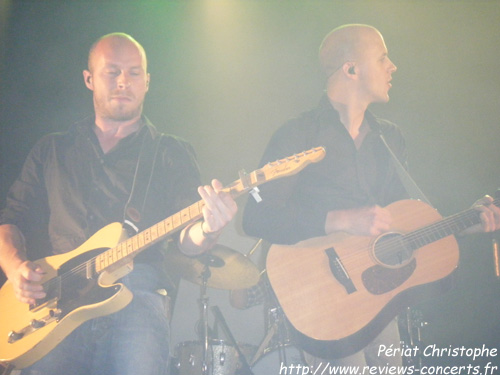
[123,130,163,234]
[379,133,432,206]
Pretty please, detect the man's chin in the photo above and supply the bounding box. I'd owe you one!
[375,95,390,104]
[105,108,142,122]
[113,113,140,121]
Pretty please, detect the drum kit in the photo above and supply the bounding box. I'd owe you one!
[165,241,306,375]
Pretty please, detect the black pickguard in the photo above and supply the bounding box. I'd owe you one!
[33,248,120,319]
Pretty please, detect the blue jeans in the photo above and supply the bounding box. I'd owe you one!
[21,264,171,375]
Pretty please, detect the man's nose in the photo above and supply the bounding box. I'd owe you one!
[117,73,131,89]
[389,58,397,73]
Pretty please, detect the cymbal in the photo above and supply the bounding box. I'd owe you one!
[165,245,260,290]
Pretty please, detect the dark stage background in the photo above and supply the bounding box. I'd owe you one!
[1,0,499,370]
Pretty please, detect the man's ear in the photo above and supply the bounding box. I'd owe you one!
[83,70,93,90]
[344,62,356,76]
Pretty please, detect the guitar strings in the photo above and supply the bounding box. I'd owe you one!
[52,203,200,285]
[332,199,498,273]
[37,150,324,297]
[50,198,499,291]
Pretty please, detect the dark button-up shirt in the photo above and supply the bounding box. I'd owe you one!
[0,116,201,264]
[242,96,408,245]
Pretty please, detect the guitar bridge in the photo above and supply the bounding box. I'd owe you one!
[325,247,356,294]
[29,276,61,312]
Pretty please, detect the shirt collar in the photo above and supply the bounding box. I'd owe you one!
[317,94,381,133]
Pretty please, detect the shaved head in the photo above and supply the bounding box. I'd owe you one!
[83,32,150,123]
[88,32,147,73]
[319,24,382,77]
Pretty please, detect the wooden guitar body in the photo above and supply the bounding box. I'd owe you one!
[267,199,461,358]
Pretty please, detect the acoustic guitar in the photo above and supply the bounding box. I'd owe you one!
[267,194,499,358]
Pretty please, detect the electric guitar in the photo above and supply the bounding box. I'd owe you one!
[0,147,326,370]
[266,194,499,359]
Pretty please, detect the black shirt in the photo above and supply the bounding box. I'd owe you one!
[242,96,409,245]
[0,115,201,264]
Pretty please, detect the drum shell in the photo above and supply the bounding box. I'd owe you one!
[173,340,255,375]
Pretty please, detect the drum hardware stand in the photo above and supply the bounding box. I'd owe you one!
[398,307,427,370]
[245,239,263,258]
[250,304,293,367]
[492,236,500,279]
[250,318,278,365]
[211,306,254,375]
[198,259,215,375]
[268,306,292,365]
[168,237,260,374]
[197,253,237,375]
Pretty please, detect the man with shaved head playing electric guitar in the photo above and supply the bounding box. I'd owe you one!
[242,24,500,371]
[0,33,237,375]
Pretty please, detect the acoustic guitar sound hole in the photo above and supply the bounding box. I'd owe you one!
[372,232,413,268]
